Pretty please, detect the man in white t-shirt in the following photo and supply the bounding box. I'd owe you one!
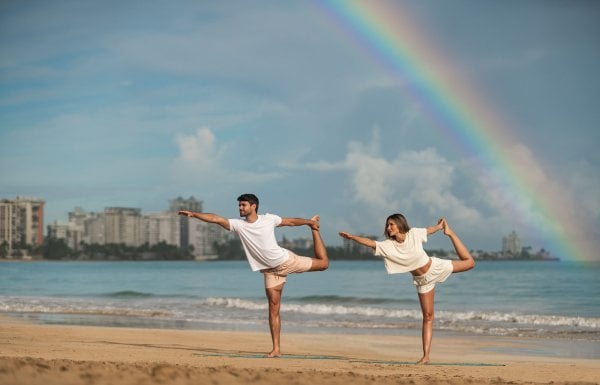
[178,193,329,357]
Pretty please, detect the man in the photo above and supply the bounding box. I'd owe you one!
[178,193,329,357]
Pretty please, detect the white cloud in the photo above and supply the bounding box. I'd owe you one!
[302,131,482,230]
[175,127,217,166]
[172,127,284,185]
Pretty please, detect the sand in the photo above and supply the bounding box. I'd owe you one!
[0,315,598,385]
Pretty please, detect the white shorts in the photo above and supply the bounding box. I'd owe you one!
[412,257,453,294]
[261,250,313,289]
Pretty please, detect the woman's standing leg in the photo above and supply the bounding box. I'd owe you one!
[417,289,435,364]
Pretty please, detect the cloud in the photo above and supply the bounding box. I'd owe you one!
[175,127,217,167]
[172,127,284,185]
[302,131,482,228]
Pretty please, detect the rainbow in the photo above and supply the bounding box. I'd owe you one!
[314,0,595,263]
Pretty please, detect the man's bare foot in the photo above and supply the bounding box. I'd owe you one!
[266,350,281,358]
[310,215,320,231]
[416,356,430,365]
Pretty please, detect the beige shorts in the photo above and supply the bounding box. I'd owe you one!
[412,257,453,294]
[262,250,313,289]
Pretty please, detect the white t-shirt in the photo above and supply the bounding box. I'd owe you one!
[228,213,289,271]
[374,228,430,274]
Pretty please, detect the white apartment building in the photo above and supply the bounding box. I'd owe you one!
[47,220,83,250]
[0,197,45,250]
[142,211,180,246]
[188,220,228,258]
[104,207,142,246]
[169,196,203,249]
[83,212,105,245]
[502,231,522,255]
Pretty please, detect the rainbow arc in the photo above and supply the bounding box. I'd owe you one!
[315,0,593,263]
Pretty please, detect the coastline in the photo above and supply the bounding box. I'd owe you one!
[1,315,598,385]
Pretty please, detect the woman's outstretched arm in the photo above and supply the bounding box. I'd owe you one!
[338,232,376,250]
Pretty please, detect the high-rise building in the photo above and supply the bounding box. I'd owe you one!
[188,220,228,258]
[83,212,105,245]
[47,207,100,248]
[142,211,180,246]
[502,231,521,255]
[0,197,45,250]
[47,220,83,250]
[104,207,142,246]
[169,196,202,249]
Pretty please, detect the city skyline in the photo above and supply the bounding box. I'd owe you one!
[1,2,599,260]
[5,194,540,255]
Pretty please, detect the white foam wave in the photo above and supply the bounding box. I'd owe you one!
[0,297,173,318]
[200,297,600,329]
[436,310,599,328]
[2,295,598,331]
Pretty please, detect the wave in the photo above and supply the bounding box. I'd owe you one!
[198,297,600,329]
[105,290,156,298]
[0,303,172,318]
[295,295,416,305]
[435,310,600,329]
[2,295,598,332]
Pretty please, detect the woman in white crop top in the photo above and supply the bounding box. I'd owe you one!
[339,214,475,365]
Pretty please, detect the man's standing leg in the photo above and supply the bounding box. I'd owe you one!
[265,283,284,357]
[308,215,329,271]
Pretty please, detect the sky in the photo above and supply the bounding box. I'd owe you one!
[1,1,599,260]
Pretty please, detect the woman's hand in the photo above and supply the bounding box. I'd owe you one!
[338,232,353,240]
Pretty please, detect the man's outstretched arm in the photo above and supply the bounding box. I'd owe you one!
[177,210,230,231]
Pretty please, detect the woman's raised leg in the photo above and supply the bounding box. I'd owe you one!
[443,219,475,273]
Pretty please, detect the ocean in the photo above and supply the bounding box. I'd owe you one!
[1,259,599,358]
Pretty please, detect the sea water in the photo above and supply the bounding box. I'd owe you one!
[1,259,598,357]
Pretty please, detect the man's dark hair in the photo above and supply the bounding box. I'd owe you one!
[237,193,259,211]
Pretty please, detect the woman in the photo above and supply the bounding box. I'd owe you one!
[339,215,475,364]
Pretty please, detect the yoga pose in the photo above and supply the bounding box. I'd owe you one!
[339,215,475,364]
[178,193,329,357]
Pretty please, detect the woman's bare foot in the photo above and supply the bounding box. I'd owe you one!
[266,350,281,358]
[416,356,430,365]
[442,218,455,237]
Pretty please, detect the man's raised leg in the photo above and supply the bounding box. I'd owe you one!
[308,215,329,272]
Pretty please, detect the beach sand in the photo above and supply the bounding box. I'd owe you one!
[0,315,598,385]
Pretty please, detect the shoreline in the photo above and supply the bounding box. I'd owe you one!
[6,311,599,360]
[1,315,598,385]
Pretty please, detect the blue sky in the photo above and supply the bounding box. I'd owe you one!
[1,1,599,257]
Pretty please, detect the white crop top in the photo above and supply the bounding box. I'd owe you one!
[374,228,430,274]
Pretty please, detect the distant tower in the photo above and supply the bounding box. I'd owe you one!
[169,197,202,248]
[502,231,521,255]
